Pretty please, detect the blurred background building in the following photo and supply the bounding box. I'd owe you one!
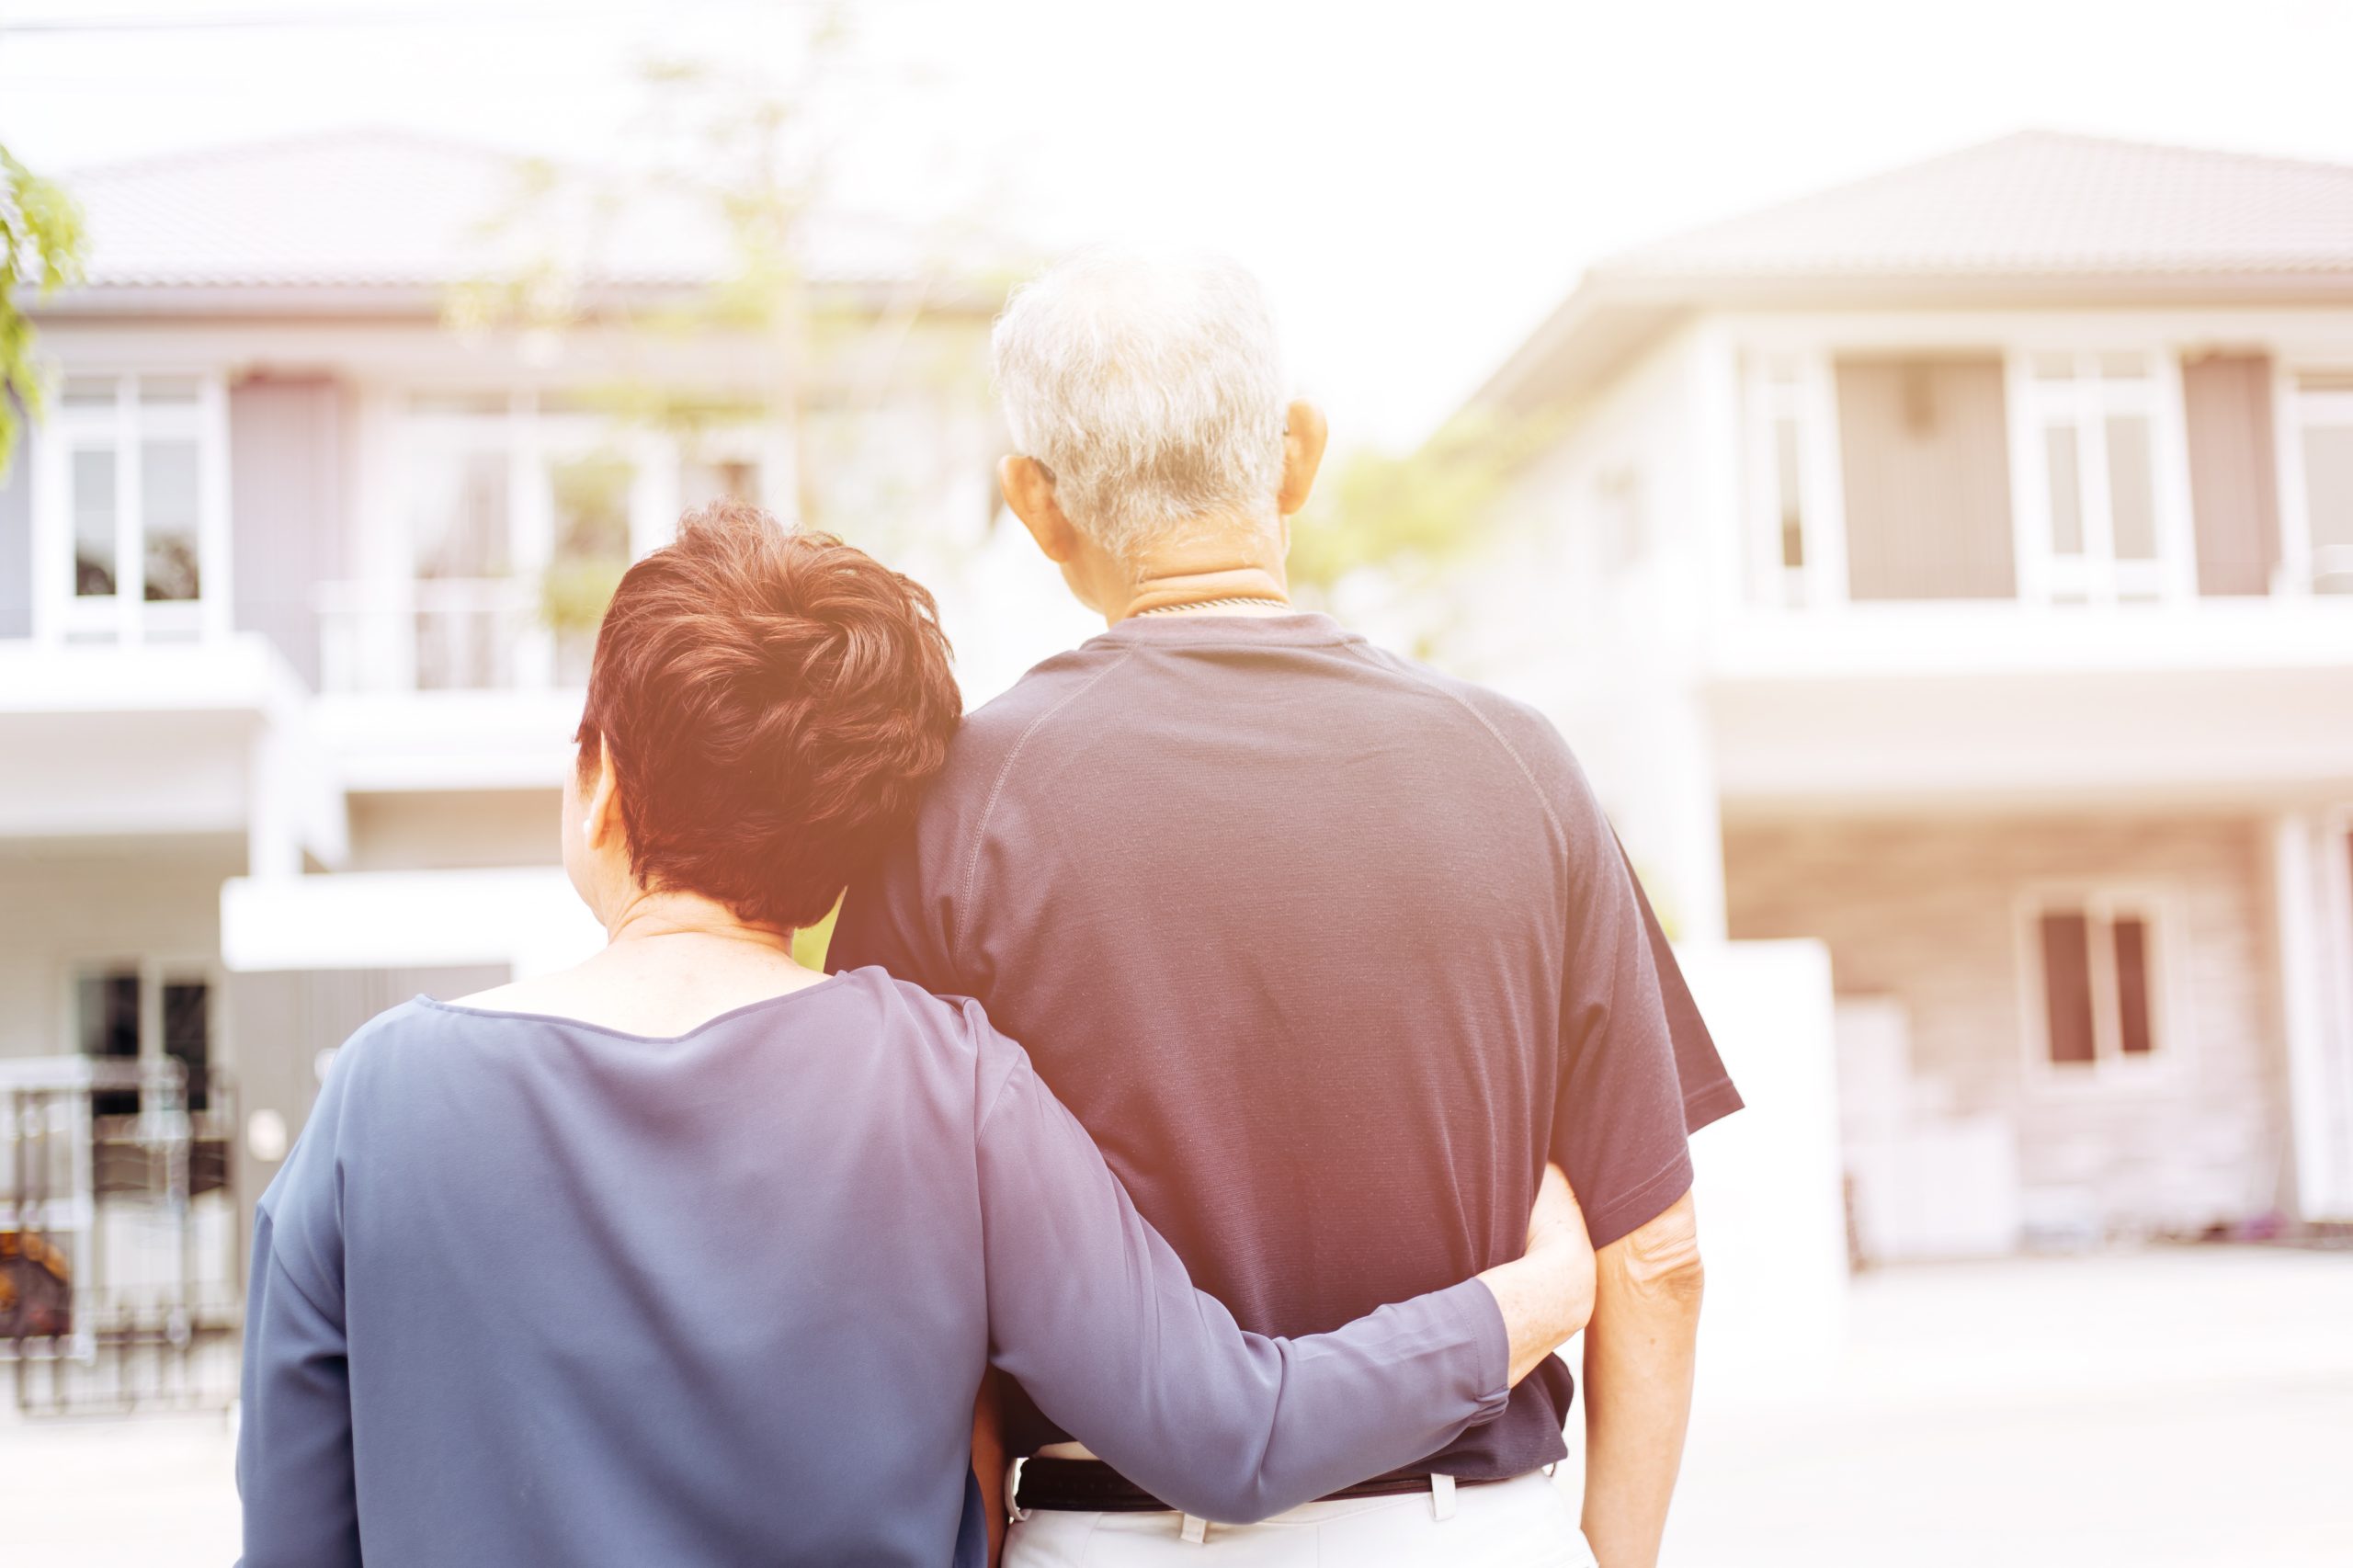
[0,124,1088,1410]
[1454,131,2353,1265]
[2,6,2351,1555]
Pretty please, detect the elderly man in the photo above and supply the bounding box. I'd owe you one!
[830,249,1739,1566]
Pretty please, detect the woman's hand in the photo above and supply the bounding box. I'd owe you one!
[1478,1164,1598,1385]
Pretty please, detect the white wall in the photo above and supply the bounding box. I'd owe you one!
[1675,937,1848,1393]
[222,866,605,980]
[0,840,242,1060]
[1448,325,1737,939]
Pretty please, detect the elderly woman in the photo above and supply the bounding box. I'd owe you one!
[235,503,1594,1568]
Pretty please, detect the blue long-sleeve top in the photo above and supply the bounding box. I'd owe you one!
[236,967,1511,1566]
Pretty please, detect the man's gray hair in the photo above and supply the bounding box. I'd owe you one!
[992,247,1290,559]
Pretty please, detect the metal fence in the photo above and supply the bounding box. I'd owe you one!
[2,1057,244,1415]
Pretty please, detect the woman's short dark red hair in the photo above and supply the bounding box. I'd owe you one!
[575,502,961,932]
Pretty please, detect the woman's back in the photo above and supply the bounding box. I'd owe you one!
[253,968,995,1565]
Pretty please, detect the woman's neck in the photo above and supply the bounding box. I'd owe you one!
[450,889,824,1037]
[602,891,798,955]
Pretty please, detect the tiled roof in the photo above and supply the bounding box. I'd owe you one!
[47,129,980,303]
[1599,130,2353,285]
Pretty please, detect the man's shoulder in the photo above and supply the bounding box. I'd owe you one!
[1348,639,1582,773]
[934,642,1130,791]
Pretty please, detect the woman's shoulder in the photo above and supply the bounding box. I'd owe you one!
[831,965,1028,1083]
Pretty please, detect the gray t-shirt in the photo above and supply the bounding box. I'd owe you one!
[235,970,1512,1566]
[833,612,1740,1483]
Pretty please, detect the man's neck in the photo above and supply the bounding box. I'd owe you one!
[1105,531,1292,625]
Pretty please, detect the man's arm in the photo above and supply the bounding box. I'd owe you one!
[1579,1187,1704,1568]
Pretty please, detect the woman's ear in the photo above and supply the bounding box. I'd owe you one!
[583,752,625,854]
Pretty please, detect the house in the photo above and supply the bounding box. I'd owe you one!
[1456,131,2353,1258]
[0,131,1085,1396]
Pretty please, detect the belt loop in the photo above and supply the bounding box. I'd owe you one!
[1180,1514,1210,1544]
[1430,1473,1458,1521]
[1005,1456,1031,1524]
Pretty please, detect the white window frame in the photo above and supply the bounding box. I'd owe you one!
[2323,807,2353,1092]
[2009,351,2195,607]
[2015,883,2185,1088]
[1739,351,1847,609]
[28,369,233,645]
[326,390,778,692]
[62,954,222,1112]
[2279,369,2353,596]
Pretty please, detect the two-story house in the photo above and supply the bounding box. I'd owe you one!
[1458,131,2353,1259]
[0,132,1074,1382]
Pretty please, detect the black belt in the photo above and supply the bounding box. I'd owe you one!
[1008,1456,1509,1516]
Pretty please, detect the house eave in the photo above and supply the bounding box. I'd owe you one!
[1471,267,2353,422]
[23,276,1004,325]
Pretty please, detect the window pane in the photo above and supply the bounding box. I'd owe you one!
[414,449,512,579]
[681,458,760,512]
[163,980,210,1112]
[2107,415,2157,561]
[78,971,142,1119]
[62,376,119,408]
[139,376,201,406]
[2098,354,2149,381]
[2046,426,2084,554]
[2113,917,2154,1056]
[2040,911,2097,1064]
[2033,355,2075,381]
[551,455,635,685]
[2304,425,2353,593]
[72,448,118,596]
[551,455,634,565]
[142,439,203,601]
[1774,417,1805,570]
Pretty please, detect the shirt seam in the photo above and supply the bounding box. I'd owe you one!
[1580,1149,1696,1252]
[1683,1078,1745,1133]
[952,646,1138,966]
[1330,642,1567,845]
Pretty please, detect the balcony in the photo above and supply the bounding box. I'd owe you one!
[0,634,340,869]
[1701,597,2353,808]
[310,577,583,792]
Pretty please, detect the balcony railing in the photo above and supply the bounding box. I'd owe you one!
[316,577,583,694]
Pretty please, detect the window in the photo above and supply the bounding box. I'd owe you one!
[2028,895,2165,1071]
[2290,370,2353,594]
[682,457,762,511]
[42,374,222,641]
[2021,354,2169,603]
[73,964,213,1117]
[549,452,636,683]
[1745,358,1813,606]
[77,969,142,1119]
[322,393,776,692]
[1834,356,2017,601]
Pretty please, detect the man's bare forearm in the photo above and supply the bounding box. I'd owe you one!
[1579,1188,1703,1568]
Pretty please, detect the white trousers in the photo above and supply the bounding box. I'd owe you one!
[1002,1471,1596,1568]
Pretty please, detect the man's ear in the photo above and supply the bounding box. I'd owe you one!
[1000,454,1081,565]
[1276,399,1329,517]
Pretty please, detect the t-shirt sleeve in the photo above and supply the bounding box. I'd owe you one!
[1540,755,1741,1252]
[1618,833,1745,1135]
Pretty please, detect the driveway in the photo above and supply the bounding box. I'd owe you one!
[6,1245,2349,1565]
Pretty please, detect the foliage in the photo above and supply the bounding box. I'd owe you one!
[1286,404,1562,602]
[541,557,632,634]
[1,143,88,482]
